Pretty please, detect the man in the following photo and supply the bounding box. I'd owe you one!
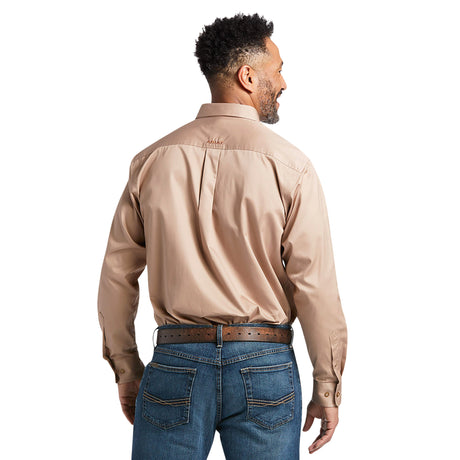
[97,12,347,459]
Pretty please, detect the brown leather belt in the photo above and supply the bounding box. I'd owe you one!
[156,325,293,345]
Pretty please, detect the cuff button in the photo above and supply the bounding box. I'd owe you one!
[336,391,340,397]
[324,392,330,397]
[119,368,125,374]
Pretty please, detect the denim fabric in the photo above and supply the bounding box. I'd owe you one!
[131,323,302,460]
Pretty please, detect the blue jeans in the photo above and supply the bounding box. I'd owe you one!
[131,323,302,459]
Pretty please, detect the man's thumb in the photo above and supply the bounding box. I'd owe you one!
[303,412,314,432]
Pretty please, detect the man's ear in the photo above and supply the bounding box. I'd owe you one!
[237,65,257,93]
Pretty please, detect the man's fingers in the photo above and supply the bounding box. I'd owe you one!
[309,431,332,453]
[121,400,136,424]
[309,436,330,453]
[308,423,336,454]
[118,379,142,425]
[304,403,340,454]
[119,395,138,424]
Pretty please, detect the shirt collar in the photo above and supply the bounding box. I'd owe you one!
[196,102,260,122]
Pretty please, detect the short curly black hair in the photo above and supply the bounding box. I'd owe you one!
[194,13,274,85]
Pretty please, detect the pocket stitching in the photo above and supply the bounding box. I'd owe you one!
[142,363,197,430]
[148,361,197,373]
[240,361,295,430]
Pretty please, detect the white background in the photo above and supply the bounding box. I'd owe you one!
[1,1,459,458]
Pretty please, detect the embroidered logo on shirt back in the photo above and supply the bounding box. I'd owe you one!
[206,137,224,145]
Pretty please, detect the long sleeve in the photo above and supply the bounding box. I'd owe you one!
[97,161,146,384]
[281,160,347,407]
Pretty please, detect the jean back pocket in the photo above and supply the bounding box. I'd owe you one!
[240,361,295,430]
[142,361,197,430]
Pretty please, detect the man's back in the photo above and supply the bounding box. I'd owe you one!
[129,102,308,326]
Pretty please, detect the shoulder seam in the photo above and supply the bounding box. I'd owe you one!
[289,160,310,197]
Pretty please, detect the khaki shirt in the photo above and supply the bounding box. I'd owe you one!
[97,102,347,407]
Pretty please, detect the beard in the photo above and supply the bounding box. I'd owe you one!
[257,77,281,124]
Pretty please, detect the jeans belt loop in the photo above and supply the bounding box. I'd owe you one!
[216,324,223,348]
[152,325,160,347]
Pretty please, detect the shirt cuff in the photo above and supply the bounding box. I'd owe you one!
[312,380,342,407]
[105,353,145,384]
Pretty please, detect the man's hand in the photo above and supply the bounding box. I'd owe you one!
[118,379,142,425]
[303,400,339,454]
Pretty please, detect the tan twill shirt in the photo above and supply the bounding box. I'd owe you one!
[97,102,348,407]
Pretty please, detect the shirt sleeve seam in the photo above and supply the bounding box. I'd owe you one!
[283,161,310,226]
